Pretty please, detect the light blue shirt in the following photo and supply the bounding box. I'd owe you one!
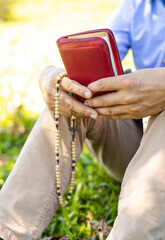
[109,0,165,69]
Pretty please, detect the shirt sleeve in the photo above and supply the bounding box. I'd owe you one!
[108,0,134,60]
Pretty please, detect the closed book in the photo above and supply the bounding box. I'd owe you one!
[57,28,123,102]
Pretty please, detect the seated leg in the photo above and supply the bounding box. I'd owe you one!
[107,111,165,240]
[0,107,143,239]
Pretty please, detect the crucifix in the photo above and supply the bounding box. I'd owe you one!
[69,122,79,141]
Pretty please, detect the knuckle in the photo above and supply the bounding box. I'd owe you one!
[108,107,113,115]
[131,105,145,117]
[124,94,137,104]
[130,105,139,113]
[78,87,85,96]
[45,96,54,107]
[97,80,105,91]
[79,108,86,116]
[98,96,106,106]
[66,81,73,92]
[74,85,84,96]
[49,106,54,112]
[123,78,136,89]
[60,107,70,117]
[66,99,73,111]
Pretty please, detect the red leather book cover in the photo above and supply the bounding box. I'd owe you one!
[56,29,123,102]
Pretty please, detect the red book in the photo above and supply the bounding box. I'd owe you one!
[57,29,123,102]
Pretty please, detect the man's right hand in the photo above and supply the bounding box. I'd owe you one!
[39,65,98,119]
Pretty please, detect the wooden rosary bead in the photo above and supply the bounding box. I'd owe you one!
[55,112,60,116]
[56,83,60,88]
[55,114,60,118]
[69,188,73,193]
[61,72,67,78]
[56,132,60,137]
[55,72,78,207]
[57,76,62,81]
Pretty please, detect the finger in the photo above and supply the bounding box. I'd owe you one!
[96,105,143,119]
[45,84,56,101]
[88,74,136,93]
[96,105,130,117]
[45,89,98,119]
[84,91,126,108]
[60,106,88,119]
[44,97,56,112]
[61,77,92,99]
[60,99,83,118]
[87,75,124,93]
[60,91,98,119]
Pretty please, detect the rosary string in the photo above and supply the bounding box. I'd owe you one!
[55,72,78,207]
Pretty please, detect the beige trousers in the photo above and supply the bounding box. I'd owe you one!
[0,107,164,240]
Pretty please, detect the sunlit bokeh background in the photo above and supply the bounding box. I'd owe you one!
[0,0,135,122]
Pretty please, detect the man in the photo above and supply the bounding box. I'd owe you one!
[0,0,165,239]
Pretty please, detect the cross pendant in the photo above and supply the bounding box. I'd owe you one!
[69,124,79,141]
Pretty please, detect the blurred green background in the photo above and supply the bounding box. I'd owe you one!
[0,0,134,238]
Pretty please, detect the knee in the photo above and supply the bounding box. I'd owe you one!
[109,206,165,240]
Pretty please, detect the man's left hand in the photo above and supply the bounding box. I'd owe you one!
[86,68,165,119]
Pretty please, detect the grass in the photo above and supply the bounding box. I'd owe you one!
[42,148,121,239]
[0,107,121,239]
[0,107,37,186]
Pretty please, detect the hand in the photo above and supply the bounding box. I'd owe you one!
[86,68,165,119]
[39,65,98,119]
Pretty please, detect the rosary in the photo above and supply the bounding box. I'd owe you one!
[55,72,78,207]
[54,73,112,239]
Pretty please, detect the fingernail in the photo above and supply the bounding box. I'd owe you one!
[84,91,91,98]
[90,114,97,119]
[84,100,88,106]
